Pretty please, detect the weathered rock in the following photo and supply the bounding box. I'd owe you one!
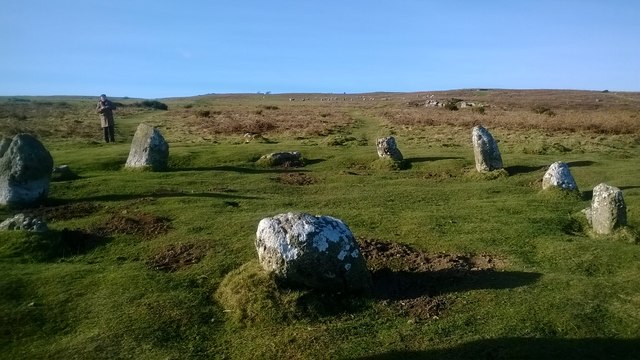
[125,123,169,171]
[472,126,503,172]
[258,151,303,167]
[256,212,371,292]
[376,136,403,162]
[0,134,53,207]
[52,165,78,181]
[583,183,627,235]
[0,213,48,232]
[542,161,578,191]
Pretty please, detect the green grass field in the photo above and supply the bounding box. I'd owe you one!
[1,91,639,359]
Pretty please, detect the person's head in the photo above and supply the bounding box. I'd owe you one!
[100,94,107,101]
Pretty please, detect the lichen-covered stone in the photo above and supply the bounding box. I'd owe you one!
[257,151,303,167]
[583,183,627,235]
[472,126,503,172]
[255,212,371,292]
[542,161,578,191]
[376,136,403,162]
[0,213,48,232]
[125,123,169,171]
[0,134,53,207]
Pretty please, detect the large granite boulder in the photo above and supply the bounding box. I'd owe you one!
[472,126,503,172]
[257,151,303,167]
[542,161,578,191]
[0,213,48,232]
[583,183,627,235]
[125,123,169,171]
[256,212,371,293]
[376,136,403,162]
[0,134,53,207]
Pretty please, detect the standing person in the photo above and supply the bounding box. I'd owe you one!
[97,94,116,143]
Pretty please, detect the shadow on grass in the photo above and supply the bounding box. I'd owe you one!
[567,160,597,167]
[47,191,261,204]
[6,228,110,261]
[304,158,327,166]
[371,269,542,301]
[405,156,463,164]
[505,165,546,175]
[358,337,640,360]
[169,165,310,174]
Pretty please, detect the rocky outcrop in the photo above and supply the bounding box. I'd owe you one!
[542,161,578,191]
[0,134,53,207]
[0,213,48,232]
[125,123,169,171]
[583,183,627,235]
[471,126,503,172]
[255,212,371,292]
[376,136,403,162]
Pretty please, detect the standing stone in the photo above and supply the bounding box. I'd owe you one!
[0,134,53,207]
[376,136,403,162]
[125,123,169,171]
[256,212,371,293]
[472,126,503,172]
[583,183,627,235]
[542,161,578,191]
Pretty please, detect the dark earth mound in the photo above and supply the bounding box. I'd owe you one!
[96,212,171,239]
[358,238,506,320]
[29,202,101,221]
[146,243,205,272]
[274,172,316,185]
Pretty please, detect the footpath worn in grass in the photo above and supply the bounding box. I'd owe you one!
[1,91,640,359]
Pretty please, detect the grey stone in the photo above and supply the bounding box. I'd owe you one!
[472,126,503,172]
[0,134,53,207]
[542,161,578,191]
[125,123,169,171]
[52,165,77,181]
[583,183,627,235]
[0,213,48,232]
[376,136,403,162]
[256,212,371,292]
[258,151,303,167]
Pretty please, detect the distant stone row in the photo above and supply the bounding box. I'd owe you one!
[376,126,628,236]
[0,124,629,237]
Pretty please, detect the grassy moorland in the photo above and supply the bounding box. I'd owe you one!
[1,90,640,359]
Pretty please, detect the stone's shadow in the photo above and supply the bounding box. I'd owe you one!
[357,338,640,360]
[567,160,596,167]
[505,165,546,175]
[371,269,542,300]
[14,228,110,261]
[170,165,310,174]
[304,158,326,166]
[620,185,640,191]
[405,156,463,164]
[48,191,261,204]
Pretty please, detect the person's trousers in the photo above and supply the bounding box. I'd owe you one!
[103,125,115,143]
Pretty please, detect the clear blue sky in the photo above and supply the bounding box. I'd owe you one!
[1,0,638,98]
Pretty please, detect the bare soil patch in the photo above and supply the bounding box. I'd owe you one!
[274,172,316,185]
[29,202,101,222]
[146,243,206,272]
[96,212,171,239]
[358,238,506,319]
